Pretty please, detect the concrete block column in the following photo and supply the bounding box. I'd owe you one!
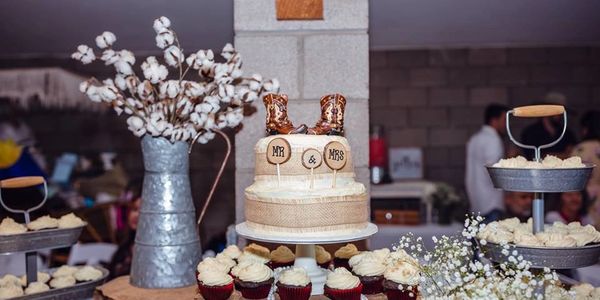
[234,0,370,223]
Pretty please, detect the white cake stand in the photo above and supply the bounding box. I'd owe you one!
[236,222,378,295]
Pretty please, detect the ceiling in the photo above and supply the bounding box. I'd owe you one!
[0,0,599,59]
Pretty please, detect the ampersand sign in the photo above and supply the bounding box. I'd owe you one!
[302,148,322,169]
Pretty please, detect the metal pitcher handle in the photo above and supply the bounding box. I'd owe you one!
[189,129,232,225]
[506,104,567,162]
[0,176,48,223]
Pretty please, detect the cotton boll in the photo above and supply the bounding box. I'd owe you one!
[137,81,153,99]
[79,81,91,93]
[141,56,168,84]
[99,85,119,101]
[159,80,180,98]
[72,45,95,64]
[114,74,127,90]
[85,86,102,102]
[164,45,184,67]
[221,43,235,61]
[114,60,133,75]
[155,30,175,49]
[127,116,146,137]
[153,16,171,33]
[184,82,206,98]
[117,50,135,65]
[95,31,116,49]
[101,50,119,65]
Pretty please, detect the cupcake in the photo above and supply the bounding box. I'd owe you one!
[230,260,254,290]
[215,253,237,270]
[197,271,234,300]
[315,246,332,269]
[238,243,271,265]
[197,257,232,274]
[270,246,296,269]
[333,244,359,270]
[235,262,274,299]
[383,262,420,300]
[324,268,362,300]
[351,259,386,294]
[276,267,312,300]
[348,251,380,269]
[221,245,242,261]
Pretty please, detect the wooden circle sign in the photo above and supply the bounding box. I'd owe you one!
[302,148,322,169]
[266,138,291,165]
[323,141,347,170]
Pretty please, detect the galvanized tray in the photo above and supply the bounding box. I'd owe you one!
[11,266,109,300]
[0,225,84,254]
[486,164,594,192]
[482,242,600,269]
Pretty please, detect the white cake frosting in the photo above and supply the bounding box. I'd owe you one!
[244,134,369,236]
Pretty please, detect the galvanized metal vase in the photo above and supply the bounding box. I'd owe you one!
[130,136,201,288]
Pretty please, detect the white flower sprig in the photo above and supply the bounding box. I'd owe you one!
[72,16,279,144]
[396,215,559,300]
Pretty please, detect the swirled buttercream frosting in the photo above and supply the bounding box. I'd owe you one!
[326,268,360,289]
[278,267,310,286]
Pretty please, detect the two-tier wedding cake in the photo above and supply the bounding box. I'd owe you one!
[243,93,368,236]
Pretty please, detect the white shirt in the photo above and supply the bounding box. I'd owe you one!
[465,125,504,215]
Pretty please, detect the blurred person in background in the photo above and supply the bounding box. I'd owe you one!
[107,179,142,278]
[520,92,576,160]
[546,191,591,225]
[572,110,600,229]
[502,192,533,222]
[466,104,509,222]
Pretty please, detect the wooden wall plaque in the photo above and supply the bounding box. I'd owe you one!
[276,0,324,20]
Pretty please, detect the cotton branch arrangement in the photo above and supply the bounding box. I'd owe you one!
[72,16,279,144]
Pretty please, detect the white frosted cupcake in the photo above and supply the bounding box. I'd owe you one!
[324,268,362,300]
[234,263,274,299]
[276,267,312,300]
[383,262,420,299]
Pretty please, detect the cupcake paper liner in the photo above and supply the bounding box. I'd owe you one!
[276,282,312,300]
[198,282,234,300]
[236,282,272,299]
[359,276,384,295]
[385,286,418,300]
[324,283,363,300]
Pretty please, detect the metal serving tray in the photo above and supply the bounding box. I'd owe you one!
[11,266,108,300]
[482,242,600,269]
[486,164,594,193]
[0,225,84,254]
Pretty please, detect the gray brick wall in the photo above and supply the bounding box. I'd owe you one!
[370,46,600,190]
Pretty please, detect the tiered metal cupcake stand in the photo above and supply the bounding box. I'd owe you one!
[483,105,600,270]
[0,176,108,299]
[236,222,378,295]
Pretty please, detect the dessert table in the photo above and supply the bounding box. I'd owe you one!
[95,276,390,300]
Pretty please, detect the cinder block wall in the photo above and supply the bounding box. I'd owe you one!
[370,47,600,190]
[233,0,370,223]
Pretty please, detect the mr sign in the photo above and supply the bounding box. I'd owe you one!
[266,138,291,165]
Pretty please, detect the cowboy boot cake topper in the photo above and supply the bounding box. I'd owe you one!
[263,93,347,136]
[307,93,346,136]
[263,93,308,135]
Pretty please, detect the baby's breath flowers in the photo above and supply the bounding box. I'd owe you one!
[395,215,559,299]
[72,16,278,144]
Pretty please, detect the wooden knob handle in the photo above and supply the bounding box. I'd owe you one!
[513,105,565,117]
[0,176,45,189]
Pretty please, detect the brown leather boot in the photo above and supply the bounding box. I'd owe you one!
[263,93,308,135]
[307,94,347,135]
